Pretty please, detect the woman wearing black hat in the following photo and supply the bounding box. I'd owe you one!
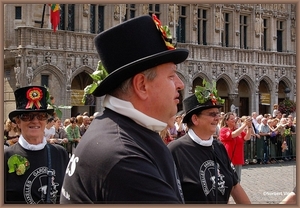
[60,14,189,204]
[4,86,69,204]
[168,80,251,204]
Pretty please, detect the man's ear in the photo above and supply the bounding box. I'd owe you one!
[191,114,199,126]
[132,73,148,100]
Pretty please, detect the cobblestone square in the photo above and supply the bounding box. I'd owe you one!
[229,160,296,204]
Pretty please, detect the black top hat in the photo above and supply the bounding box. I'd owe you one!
[92,14,189,97]
[182,80,224,123]
[8,86,54,121]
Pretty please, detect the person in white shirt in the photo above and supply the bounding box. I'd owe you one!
[174,114,187,138]
[44,117,55,143]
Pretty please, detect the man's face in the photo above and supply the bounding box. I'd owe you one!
[83,118,90,125]
[146,62,184,123]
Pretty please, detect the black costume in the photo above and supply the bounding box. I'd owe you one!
[60,109,184,203]
[168,134,238,204]
[4,143,69,204]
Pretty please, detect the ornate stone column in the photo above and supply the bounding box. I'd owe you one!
[228,93,238,102]
[26,56,33,86]
[228,93,238,114]
[14,56,22,88]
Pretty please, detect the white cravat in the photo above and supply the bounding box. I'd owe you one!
[103,95,167,132]
[188,129,213,146]
[18,135,47,151]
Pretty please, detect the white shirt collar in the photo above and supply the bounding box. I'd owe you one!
[103,95,167,132]
[18,135,47,151]
[188,129,214,146]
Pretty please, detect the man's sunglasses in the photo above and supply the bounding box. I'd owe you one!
[19,112,49,121]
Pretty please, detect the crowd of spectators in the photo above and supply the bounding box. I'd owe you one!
[160,108,296,165]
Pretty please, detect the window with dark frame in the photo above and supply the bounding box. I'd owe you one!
[222,13,230,47]
[262,18,267,51]
[124,4,136,21]
[240,15,247,49]
[197,8,207,45]
[277,20,283,52]
[177,5,186,43]
[90,4,96,33]
[97,6,104,33]
[90,5,105,34]
[41,75,49,88]
[59,4,65,30]
[5,70,11,81]
[149,4,160,19]
[15,6,22,19]
[58,4,75,31]
[67,4,75,31]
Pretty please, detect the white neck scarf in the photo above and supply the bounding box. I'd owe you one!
[188,129,213,146]
[103,95,167,132]
[18,135,47,151]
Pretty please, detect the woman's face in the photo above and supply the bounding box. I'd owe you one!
[71,122,77,128]
[54,119,61,128]
[195,108,220,136]
[226,114,236,128]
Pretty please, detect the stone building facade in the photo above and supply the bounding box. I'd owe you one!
[4,4,296,121]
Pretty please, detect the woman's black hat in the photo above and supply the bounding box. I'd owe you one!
[182,95,223,123]
[182,80,224,123]
[8,86,54,122]
[92,14,189,97]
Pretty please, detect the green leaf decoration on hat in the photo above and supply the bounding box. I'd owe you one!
[194,79,225,105]
[7,154,30,176]
[82,61,108,104]
[45,88,63,119]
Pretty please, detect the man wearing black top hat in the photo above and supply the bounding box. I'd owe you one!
[60,14,189,203]
[168,80,251,204]
[4,86,69,204]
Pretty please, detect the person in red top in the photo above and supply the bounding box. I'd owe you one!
[219,112,252,182]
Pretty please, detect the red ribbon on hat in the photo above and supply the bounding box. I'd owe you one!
[210,93,217,105]
[152,14,175,50]
[26,87,43,109]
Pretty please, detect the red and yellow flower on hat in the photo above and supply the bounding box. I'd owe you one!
[152,14,175,50]
[26,87,43,109]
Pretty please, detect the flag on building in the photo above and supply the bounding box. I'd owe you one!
[49,4,60,32]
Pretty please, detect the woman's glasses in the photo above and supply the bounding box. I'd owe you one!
[200,112,221,118]
[19,112,49,121]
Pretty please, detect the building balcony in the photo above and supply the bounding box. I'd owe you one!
[5,26,296,69]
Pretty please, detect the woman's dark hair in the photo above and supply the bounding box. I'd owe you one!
[69,117,77,124]
[47,117,54,123]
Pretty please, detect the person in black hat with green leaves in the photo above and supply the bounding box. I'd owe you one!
[60,14,188,204]
[4,86,69,204]
[168,80,251,204]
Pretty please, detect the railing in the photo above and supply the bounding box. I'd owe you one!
[15,27,97,53]
[13,27,296,67]
[178,43,296,67]
[244,134,296,164]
